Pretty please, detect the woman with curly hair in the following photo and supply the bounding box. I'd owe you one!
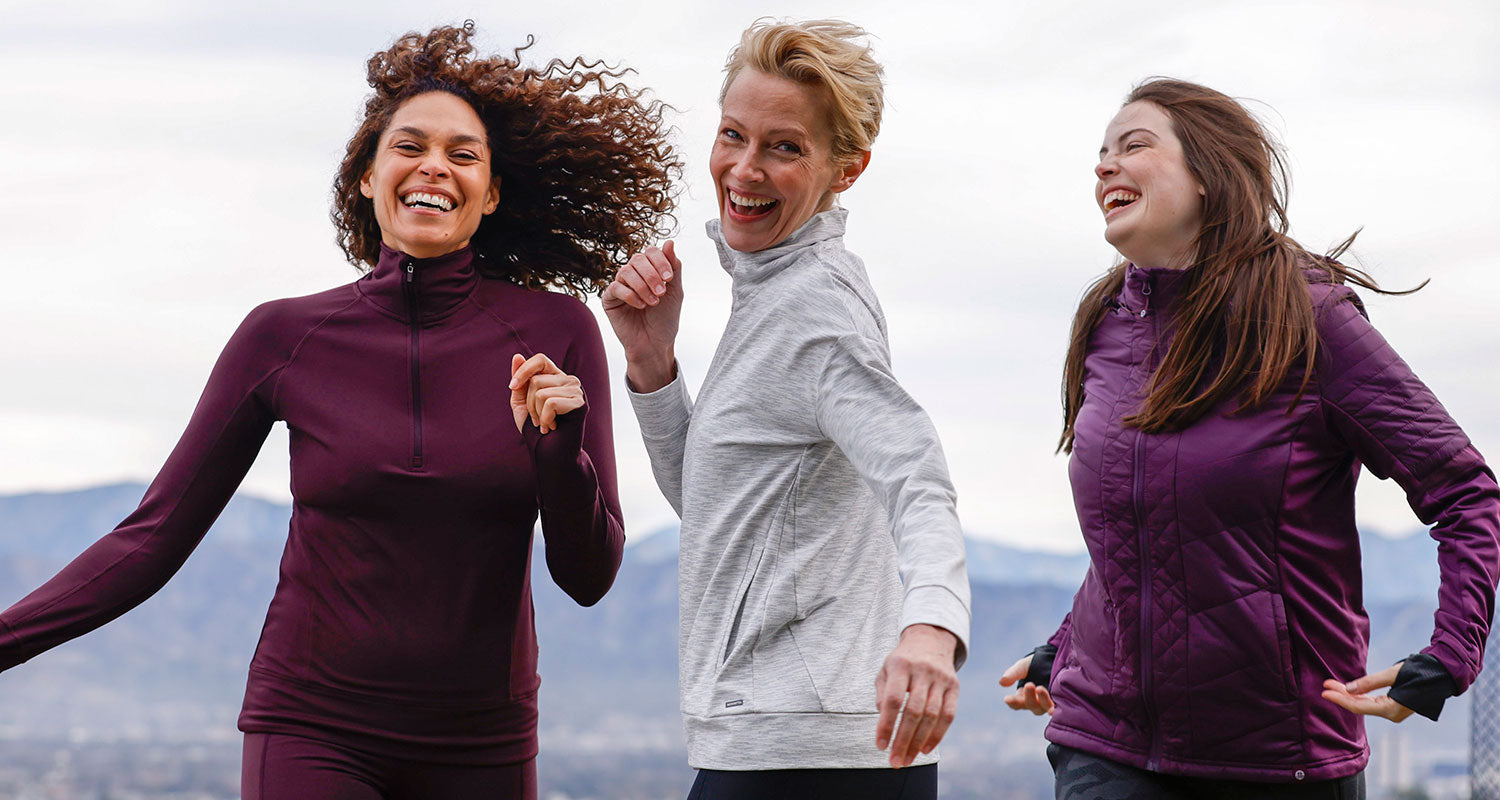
[998,79,1499,799]
[0,22,678,800]
[604,19,969,799]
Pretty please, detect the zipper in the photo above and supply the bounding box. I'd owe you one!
[404,261,425,470]
[1134,273,1161,770]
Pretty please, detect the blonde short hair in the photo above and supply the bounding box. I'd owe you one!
[720,18,884,165]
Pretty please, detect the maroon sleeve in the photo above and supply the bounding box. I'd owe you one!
[519,305,625,608]
[0,303,287,670]
[1315,286,1500,692]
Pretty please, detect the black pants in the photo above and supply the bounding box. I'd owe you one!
[1049,744,1364,800]
[687,764,937,800]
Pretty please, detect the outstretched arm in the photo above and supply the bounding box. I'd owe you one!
[816,332,971,768]
[0,304,283,668]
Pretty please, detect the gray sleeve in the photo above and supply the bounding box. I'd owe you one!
[814,333,973,666]
[625,367,693,518]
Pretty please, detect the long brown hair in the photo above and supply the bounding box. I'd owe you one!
[1058,78,1419,453]
[331,22,681,296]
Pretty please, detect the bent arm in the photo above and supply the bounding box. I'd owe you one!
[816,333,972,666]
[626,366,692,518]
[0,306,283,669]
[526,318,626,608]
[1317,288,1500,699]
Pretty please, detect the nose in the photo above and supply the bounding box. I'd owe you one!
[418,152,451,179]
[1095,152,1118,181]
[729,150,764,184]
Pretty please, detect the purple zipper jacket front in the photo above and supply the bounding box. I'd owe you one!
[0,245,625,764]
[1046,265,1500,782]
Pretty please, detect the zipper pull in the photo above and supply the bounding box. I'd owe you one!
[405,261,415,284]
[1139,281,1152,317]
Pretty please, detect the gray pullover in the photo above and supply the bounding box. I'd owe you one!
[628,209,971,770]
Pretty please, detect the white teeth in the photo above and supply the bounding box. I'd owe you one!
[402,192,454,211]
[728,189,775,208]
[1103,189,1140,210]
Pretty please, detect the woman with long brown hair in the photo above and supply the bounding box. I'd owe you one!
[0,23,677,800]
[998,78,1499,798]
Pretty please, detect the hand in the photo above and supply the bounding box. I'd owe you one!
[874,624,960,768]
[1322,663,1414,722]
[509,353,584,434]
[998,655,1056,716]
[601,240,683,392]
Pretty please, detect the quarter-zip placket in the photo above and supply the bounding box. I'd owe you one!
[1132,276,1163,771]
[404,260,425,471]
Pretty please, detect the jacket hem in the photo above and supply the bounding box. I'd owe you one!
[1045,723,1368,782]
[683,711,938,770]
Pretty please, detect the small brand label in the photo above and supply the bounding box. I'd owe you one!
[725,699,744,708]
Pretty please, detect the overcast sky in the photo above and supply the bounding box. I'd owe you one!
[1,0,1496,551]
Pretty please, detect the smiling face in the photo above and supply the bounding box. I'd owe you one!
[359,91,500,259]
[711,69,865,253]
[1095,101,1205,270]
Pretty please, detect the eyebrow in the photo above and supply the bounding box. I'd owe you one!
[390,126,487,147]
[720,114,810,140]
[1099,127,1158,157]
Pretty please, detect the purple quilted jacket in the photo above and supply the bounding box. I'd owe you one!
[1045,264,1500,782]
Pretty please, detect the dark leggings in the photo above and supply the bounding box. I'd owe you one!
[687,764,937,800]
[242,733,537,800]
[1049,744,1364,800]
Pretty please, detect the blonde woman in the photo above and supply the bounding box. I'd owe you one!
[603,19,970,800]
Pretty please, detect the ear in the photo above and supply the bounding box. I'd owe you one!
[359,167,374,200]
[483,175,501,216]
[831,150,871,194]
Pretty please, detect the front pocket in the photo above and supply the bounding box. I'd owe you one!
[722,545,765,665]
[1184,589,1301,759]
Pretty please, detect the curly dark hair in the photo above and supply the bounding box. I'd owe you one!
[332,22,681,296]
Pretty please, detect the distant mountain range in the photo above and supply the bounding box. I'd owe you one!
[0,484,1468,796]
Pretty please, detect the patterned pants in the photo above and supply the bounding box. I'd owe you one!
[1049,744,1364,800]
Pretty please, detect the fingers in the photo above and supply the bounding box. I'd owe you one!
[528,384,585,433]
[876,648,959,767]
[1001,682,1055,716]
[888,678,929,767]
[606,245,677,310]
[510,355,582,434]
[509,353,560,392]
[873,666,900,752]
[998,656,1032,688]
[509,354,528,433]
[1321,676,1414,722]
[662,238,681,271]
[919,683,959,756]
[1342,663,1401,695]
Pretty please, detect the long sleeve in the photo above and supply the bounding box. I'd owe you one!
[522,309,625,608]
[0,304,283,669]
[626,367,693,518]
[1316,287,1500,692]
[815,332,972,665]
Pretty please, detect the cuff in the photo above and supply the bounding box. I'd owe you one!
[625,366,692,439]
[1026,644,1058,689]
[900,585,972,670]
[1387,653,1458,721]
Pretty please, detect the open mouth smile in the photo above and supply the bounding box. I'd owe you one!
[402,191,455,213]
[727,188,777,220]
[1102,189,1140,216]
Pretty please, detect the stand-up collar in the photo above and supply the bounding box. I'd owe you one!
[1122,263,1193,316]
[707,208,847,286]
[358,243,479,323]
